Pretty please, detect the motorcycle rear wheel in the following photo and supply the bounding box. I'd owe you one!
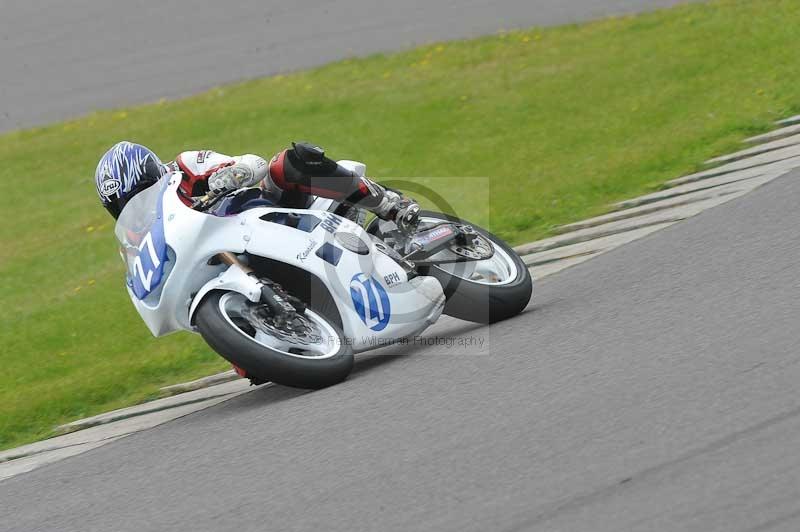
[416,211,533,324]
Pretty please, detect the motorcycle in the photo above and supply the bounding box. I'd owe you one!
[114,161,532,389]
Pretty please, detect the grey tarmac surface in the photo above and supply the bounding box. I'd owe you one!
[2,170,800,531]
[0,0,696,132]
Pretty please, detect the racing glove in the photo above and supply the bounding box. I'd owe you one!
[208,155,268,194]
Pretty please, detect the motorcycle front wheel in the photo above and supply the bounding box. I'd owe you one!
[195,291,354,389]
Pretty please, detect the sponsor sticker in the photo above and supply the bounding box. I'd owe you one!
[384,272,401,286]
[414,225,454,246]
[296,239,317,262]
[321,213,342,234]
[100,178,122,197]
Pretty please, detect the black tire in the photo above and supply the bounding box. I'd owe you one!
[416,211,533,324]
[195,291,354,389]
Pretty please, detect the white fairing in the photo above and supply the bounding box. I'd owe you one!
[114,173,445,353]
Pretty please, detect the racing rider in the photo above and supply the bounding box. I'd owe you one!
[94,140,420,232]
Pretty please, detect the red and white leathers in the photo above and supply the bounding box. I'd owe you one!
[171,150,269,201]
[265,142,420,231]
[169,144,420,232]
[171,147,377,207]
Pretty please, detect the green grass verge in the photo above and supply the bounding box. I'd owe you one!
[2,0,800,450]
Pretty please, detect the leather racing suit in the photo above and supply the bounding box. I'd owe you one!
[170,142,419,231]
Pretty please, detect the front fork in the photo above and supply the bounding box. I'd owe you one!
[189,253,299,326]
[217,253,303,319]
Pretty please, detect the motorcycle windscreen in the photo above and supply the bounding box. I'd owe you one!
[114,177,170,300]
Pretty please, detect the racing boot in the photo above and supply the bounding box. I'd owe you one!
[364,184,420,234]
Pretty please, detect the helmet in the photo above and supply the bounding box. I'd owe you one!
[95,141,167,219]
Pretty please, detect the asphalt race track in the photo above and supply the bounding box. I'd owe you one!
[11,1,797,531]
[0,0,695,132]
[3,161,800,530]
